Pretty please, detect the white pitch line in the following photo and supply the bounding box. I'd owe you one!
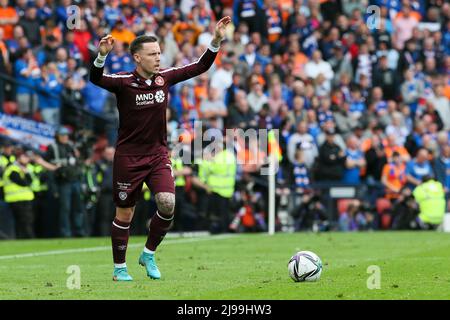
[0,235,237,261]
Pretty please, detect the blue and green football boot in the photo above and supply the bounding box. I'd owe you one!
[112,267,133,281]
[139,252,161,279]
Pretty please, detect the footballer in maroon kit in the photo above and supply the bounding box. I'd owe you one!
[90,16,231,281]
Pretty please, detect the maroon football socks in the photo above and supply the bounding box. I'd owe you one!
[111,218,130,266]
[145,211,174,252]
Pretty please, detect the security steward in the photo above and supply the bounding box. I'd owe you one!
[413,175,446,230]
[2,148,35,238]
[204,142,237,234]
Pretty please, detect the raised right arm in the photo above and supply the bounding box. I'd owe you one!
[89,35,122,93]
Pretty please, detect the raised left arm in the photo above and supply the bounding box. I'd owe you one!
[162,16,231,85]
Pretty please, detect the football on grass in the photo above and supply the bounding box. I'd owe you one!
[288,251,323,282]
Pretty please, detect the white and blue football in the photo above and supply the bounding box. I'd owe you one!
[288,251,323,282]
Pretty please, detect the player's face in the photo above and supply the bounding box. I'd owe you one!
[134,42,161,75]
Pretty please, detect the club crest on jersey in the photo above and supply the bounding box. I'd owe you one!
[119,192,127,200]
[155,76,164,86]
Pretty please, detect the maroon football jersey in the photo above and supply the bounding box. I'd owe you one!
[89,48,218,156]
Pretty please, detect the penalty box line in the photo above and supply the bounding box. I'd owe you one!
[0,234,237,261]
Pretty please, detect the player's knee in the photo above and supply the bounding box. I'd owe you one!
[115,206,135,223]
[155,192,175,216]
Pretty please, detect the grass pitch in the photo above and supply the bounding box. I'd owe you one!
[0,231,449,300]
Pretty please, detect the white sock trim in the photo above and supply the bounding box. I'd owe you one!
[112,221,130,230]
[156,211,174,221]
[143,247,155,254]
[114,263,127,268]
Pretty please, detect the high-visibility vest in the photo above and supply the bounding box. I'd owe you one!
[206,150,236,199]
[3,164,35,203]
[413,180,446,225]
[197,158,209,184]
[171,157,186,187]
[27,163,48,192]
[1,155,16,167]
[0,155,16,189]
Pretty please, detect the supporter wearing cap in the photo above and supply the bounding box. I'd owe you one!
[44,126,85,237]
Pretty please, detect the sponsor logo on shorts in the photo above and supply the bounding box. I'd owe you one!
[119,192,128,201]
[117,182,131,190]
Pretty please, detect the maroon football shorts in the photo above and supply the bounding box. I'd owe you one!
[113,153,175,208]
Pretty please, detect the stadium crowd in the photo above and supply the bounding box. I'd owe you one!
[0,0,449,239]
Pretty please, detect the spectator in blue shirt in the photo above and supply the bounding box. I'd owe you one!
[36,35,60,67]
[104,0,121,28]
[35,0,53,22]
[55,47,68,79]
[292,149,311,194]
[370,86,388,116]
[63,31,83,66]
[36,62,63,125]
[55,0,71,29]
[433,145,450,201]
[5,25,24,57]
[406,148,434,189]
[443,21,450,55]
[14,48,41,116]
[105,40,134,74]
[349,85,366,119]
[343,135,366,184]
[239,42,268,71]
[317,97,334,126]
